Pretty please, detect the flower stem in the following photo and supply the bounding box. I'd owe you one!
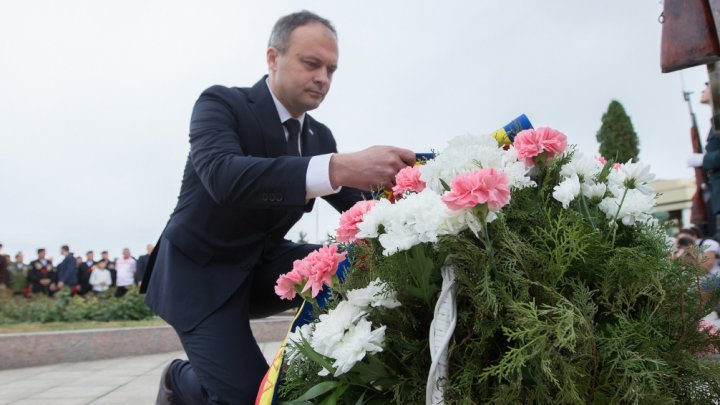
[579,189,596,228]
[609,187,629,246]
[481,225,499,279]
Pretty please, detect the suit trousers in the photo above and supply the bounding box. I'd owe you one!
[167,242,320,404]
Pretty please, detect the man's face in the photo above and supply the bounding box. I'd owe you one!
[123,248,130,259]
[102,252,109,260]
[87,252,94,261]
[267,22,338,117]
[16,254,23,263]
[38,250,45,259]
[701,84,711,105]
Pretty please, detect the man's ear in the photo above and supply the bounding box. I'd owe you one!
[267,47,279,72]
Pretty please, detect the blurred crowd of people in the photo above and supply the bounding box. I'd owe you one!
[671,227,720,292]
[0,243,154,298]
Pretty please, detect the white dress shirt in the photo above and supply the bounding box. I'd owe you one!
[266,79,341,199]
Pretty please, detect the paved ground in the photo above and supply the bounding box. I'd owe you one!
[0,341,282,405]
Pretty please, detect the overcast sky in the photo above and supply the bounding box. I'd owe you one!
[0,1,711,261]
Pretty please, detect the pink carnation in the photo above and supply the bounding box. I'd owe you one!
[301,244,347,297]
[392,166,426,197]
[274,244,347,299]
[514,127,568,166]
[336,200,378,243]
[596,155,607,165]
[441,168,510,211]
[274,269,304,300]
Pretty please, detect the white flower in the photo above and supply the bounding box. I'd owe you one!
[598,188,656,226]
[362,189,467,256]
[419,134,505,194]
[552,174,581,208]
[582,182,607,200]
[325,318,385,377]
[560,152,602,182]
[346,278,402,309]
[311,301,366,358]
[285,323,314,363]
[620,160,655,194]
[356,199,393,239]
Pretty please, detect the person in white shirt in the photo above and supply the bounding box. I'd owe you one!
[114,247,136,298]
[89,260,112,294]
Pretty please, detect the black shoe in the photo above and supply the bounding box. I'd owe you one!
[156,359,182,405]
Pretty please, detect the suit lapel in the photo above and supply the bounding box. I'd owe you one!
[301,115,319,156]
[248,76,287,158]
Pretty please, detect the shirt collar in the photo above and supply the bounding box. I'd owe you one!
[265,78,305,130]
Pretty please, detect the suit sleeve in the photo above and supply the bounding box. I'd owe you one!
[323,187,373,213]
[189,86,311,209]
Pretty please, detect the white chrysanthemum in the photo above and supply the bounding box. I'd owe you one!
[582,182,607,200]
[356,198,393,239]
[322,318,386,377]
[419,137,505,193]
[285,323,314,363]
[311,301,366,358]
[621,160,655,194]
[362,189,467,256]
[346,278,402,309]
[598,188,657,226]
[552,174,581,209]
[560,152,602,182]
[502,159,536,190]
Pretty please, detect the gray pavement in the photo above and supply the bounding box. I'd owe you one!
[0,341,282,405]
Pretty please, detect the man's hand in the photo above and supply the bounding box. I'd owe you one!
[688,153,704,168]
[329,146,416,190]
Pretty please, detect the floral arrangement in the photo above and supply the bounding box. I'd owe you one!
[269,124,720,404]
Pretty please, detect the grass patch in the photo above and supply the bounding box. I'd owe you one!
[0,318,168,334]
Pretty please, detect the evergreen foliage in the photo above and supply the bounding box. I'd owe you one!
[278,146,720,404]
[596,100,640,163]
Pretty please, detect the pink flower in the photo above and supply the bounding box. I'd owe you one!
[302,244,347,297]
[514,127,568,166]
[392,166,426,197]
[441,168,510,211]
[612,162,622,170]
[336,200,378,243]
[274,244,347,300]
[274,270,304,300]
[700,320,719,336]
[596,156,607,165]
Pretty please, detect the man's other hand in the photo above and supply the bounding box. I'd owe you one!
[329,146,416,190]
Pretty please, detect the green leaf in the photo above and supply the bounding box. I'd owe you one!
[319,384,349,405]
[439,178,451,192]
[292,381,340,402]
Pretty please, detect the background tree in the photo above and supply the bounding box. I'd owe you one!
[596,99,640,162]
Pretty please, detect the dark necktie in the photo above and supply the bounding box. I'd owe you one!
[283,118,301,156]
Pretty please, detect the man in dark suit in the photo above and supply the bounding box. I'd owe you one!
[56,245,78,293]
[77,250,96,296]
[134,243,153,288]
[142,11,415,404]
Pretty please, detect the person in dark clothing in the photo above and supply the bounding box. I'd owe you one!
[77,250,96,296]
[134,243,154,288]
[101,251,117,286]
[0,243,8,289]
[28,248,57,296]
[689,82,720,239]
[56,245,78,293]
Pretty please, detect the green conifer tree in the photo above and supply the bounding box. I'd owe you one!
[596,100,640,162]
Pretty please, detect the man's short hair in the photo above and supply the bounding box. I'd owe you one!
[679,228,700,238]
[37,248,45,254]
[86,250,93,255]
[268,10,336,54]
[61,245,69,252]
[101,250,108,255]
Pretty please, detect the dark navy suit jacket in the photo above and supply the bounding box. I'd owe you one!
[143,77,363,331]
